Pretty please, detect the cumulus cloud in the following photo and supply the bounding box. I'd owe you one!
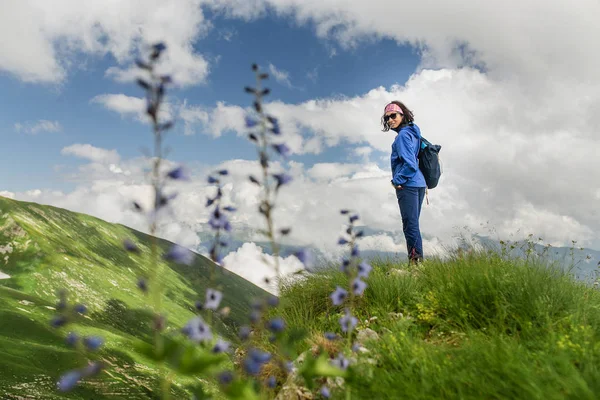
[221,242,305,294]
[91,94,174,123]
[14,120,62,135]
[0,191,15,199]
[179,101,246,136]
[174,65,600,251]
[5,0,600,281]
[268,63,293,88]
[61,144,121,164]
[207,0,600,87]
[0,0,211,87]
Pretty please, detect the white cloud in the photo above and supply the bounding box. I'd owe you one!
[0,0,211,87]
[0,191,15,199]
[268,63,293,88]
[208,0,600,88]
[61,144,120,164]
[179,101,246,137]
[14,120,62,134]
[6,0,600,275]
[91,94,174,123]
[183,65,600,252]
[353,146,372,162]
[221,242,305,294]
[306,67,318,83]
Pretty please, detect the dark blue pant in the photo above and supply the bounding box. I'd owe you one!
[396,186,425,261]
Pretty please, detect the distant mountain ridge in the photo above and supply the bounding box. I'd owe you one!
[195,225,600,282]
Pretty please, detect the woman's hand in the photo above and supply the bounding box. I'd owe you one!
[391,182,402,189]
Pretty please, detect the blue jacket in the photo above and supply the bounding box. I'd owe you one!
[390,123,426,188]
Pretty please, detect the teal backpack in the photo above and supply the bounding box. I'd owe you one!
[418,137,442,189]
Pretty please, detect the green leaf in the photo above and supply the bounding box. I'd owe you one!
[176,345,227,375]
[299,352,347,390]
[190,385,211,400]
[133,336,181,363]
[222,379,261,400]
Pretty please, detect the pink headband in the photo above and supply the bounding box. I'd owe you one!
[384,103,403,114]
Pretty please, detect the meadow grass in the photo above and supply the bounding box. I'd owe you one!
[272,250,600,399]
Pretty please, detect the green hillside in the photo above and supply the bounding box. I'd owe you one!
[4,194,600,399]
[0,196,268,399]
[272,251,600,399]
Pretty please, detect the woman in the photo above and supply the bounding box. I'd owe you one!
[382,101,426,264]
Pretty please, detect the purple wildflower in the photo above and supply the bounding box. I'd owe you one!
[57,370,82,392]
[208,176,219,184]
[137,277,148,293]
[358,261,372,278]
[209,210,231,232]
[73,304,87,314]
[83,336,104,351]
[250,348,272,364]
[294,248,314,268]
[324,332,339,341]
[65,332,79,347]
[339,308,358,333]
[320,385,331,398]
[338,238,348,245]
[56,299,67,311]
[218,169,228,176]
[267,376,277,388]
[244,348,272,375]
[51,315,68,328]
[152,42,167,54]
[330,286,348,306]
[250,310,261,324]
[245,115,258,128]
[183,316,213,343]
[285,361,294,373]
[82,361,104,377]
[273,173,292,189]
[239,325,251,341]
[123,239,139,253]
[163,244,194,265]
[212,339,231,353]
[244,358,261,376]
[218,371,234,385]
[268,116,281,135]
[205,289,223,310]
[167,166,190,181]
[267,317,285,333]
[352,278,367,296]
[267,295,279,307]
[272,143,291,157]
[331,353,350,371]
[351,246,360,257]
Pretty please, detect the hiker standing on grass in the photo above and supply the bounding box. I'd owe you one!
[382,101,427,264]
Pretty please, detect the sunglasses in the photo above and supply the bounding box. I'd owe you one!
[384,112,403,122]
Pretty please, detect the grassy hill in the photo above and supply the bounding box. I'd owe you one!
[0,196,268,399]
[272,250,600,399]
[3,195,600,399]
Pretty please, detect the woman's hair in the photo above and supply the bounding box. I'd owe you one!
[381,100,414,132]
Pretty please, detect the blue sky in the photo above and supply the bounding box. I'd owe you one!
[1,1,599,289]
[1,9,418,193]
